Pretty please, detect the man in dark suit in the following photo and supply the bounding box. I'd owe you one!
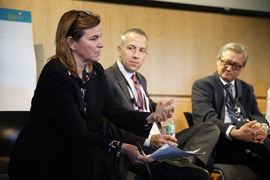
[105,28,220,180]
[192,42,270,179]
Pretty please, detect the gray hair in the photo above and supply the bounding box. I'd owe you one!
[120,28,149,46]
[217,43,249,67]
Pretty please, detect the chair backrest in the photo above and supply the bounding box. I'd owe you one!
[0,111,30,157]
[183,112,194,127]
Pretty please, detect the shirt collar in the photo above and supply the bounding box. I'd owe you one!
[117,60,134,79]
[219,76,235,86]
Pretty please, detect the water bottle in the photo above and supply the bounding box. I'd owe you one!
[161,119,175,137]
[266,86,270,122]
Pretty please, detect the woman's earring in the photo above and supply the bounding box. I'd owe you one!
[71,48,76,52]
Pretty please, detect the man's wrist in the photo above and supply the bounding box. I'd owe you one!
[262,123,270,135]
[108,140,122,157]
[226,125,236,140]
[146,113,153,124]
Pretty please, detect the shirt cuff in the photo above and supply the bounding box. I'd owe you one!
[226,125,236,140]
[143,135,153,147]
[144,120,152,131]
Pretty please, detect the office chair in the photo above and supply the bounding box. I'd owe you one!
[183,112,258,180]
[0,111,30,180]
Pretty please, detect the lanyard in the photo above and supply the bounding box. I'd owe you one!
[222,84,242,116]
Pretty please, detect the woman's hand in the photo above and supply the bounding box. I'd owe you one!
[120,143,155,164]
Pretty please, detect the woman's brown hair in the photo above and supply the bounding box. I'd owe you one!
[49,10,101,77]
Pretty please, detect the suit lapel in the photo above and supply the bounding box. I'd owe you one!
[235,79,247,118]
[112,63,134,108]
[213,72,226,120]
[136,73,146,90]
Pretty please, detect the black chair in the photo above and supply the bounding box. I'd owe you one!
[183,112,259,180]
[0,111,30,180]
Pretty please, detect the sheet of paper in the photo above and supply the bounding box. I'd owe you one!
[0,8,36,111]
[147,143,205,160]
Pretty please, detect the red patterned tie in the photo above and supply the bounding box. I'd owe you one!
[131,74,144,111]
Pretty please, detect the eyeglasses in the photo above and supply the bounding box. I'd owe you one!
[71,11,93,27]
[219,58,243,71]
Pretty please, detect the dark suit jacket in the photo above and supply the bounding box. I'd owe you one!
[105,62,157,113]
[10,59,150,178]
[192,71,268,137]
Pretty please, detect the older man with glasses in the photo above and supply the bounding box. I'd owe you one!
[191,42,270,180]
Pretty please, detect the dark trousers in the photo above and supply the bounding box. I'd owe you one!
[215,136,270,179]
[9,146,124,180]
[130,122,219,179]
[175,122,219,166]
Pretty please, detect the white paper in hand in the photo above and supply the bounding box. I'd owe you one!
[147,143,205,160]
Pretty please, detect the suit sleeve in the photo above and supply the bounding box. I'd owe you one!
[96,116,146,146]
[192,79,233,136]
[240,84,269,125]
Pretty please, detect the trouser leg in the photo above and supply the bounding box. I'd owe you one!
[9,146,121,180]
[175,122,220,166]
[215,136,270,180]
[66,146,122,180]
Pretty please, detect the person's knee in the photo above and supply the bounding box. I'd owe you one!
[197,122,220,137]
[198,122,218,130]
[208,122,219,131]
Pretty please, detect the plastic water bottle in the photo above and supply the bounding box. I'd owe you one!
[266,86,270,122]
[161,119,175,137]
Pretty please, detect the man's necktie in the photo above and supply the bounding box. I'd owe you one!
[131,74,144,111]
[226,83,239,122]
